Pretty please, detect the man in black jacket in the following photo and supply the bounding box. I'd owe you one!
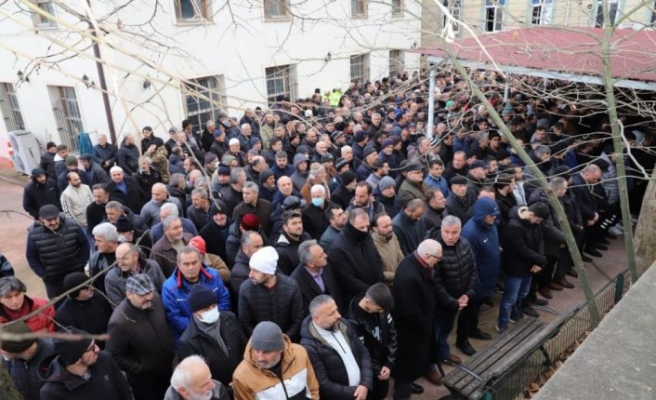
[570,164,603,257]
[300,295,373,400]
[238,246,304,340]
[106,166,145,214]
[273,211,312,275]
[430,215,477,363]
[106,274,175,400]
[39,327,133,400]
[23,167,62,220]
[177,284,246,389]
[117,134,140,176]
[291,239,342,315]
[328,208,383,307]
[347,283,399,400]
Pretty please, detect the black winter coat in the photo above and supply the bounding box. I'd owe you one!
[106,175,145,214]
[177,312,247,387]
[3,338,54,400]
[238,273,304,340]
[431,235,477,311]
[302,202,336,240]
[39,352,134,400]
[300,317,373,400]
[23,178,61,219]
[273,231,312,275]
[392,253,437,381]
[199,219,231,263]
[54,292,113,344]
[502,206,547,278]
[117,143,140,175]
[92,143,118,171]
[347,293,397,375]
[570,173,597,221]
[328,223,383,306]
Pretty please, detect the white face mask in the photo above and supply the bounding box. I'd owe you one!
[197,307,219,324]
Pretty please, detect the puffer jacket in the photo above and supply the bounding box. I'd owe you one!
[431,233,477,312]
[300,316,373,400]
[232,335,319,400]
[237,273,304,340]
[347,293,397,376]
[26,216,89,283]
[502,206,547,278]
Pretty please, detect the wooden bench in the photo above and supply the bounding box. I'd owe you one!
[441,317,547,400]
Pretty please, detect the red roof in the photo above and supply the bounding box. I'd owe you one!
[421,27,656,84]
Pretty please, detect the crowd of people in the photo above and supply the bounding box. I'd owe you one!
[2,71,654,400]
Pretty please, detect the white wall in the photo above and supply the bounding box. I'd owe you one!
[0,0,422,156]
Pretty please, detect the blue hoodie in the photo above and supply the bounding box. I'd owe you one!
[461,197,501,299]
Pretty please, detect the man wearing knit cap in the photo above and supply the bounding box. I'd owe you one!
[188,235,230,283]
[39,326,133,400]
[376,176,400,218]
[162,245,231,341]
[238,246,304,340]
[233,321,319,400]
[177,284,246,389]
[1,321,55,400]
[106,274,175,400]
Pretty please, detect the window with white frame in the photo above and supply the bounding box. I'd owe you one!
[183,76,227,132]
[442,0,462,34]
[352,0,368,17]
[350,54,370,84]
[31,0,57,29]
[264,0,289,19]
[47,86,83,153]
[595,0,620,27]
[485,0,505,32]
[0,83,25,131]
[389,50,405,78]
[531,0,554,25]
[174,0,210,22]
[265,65,297,105]
[392,0,403,16]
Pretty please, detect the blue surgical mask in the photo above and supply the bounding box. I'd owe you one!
[311,198,324,208]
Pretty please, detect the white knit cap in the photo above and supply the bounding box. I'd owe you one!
[249,246,279,275]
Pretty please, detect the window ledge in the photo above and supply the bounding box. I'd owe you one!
[175,17,213,26]
[264,16,292,22]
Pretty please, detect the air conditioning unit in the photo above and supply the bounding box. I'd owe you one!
[8,130,41,175]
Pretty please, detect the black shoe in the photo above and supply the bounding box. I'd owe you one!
[581,255,593,262]
[527,298,549,306]
[585,248,603,257]
[599,238,610,245]
[595,244,609,251]
[411,383,424,394]
[456,341,477,356]
[522,304,539,318]
[470,330,493,340]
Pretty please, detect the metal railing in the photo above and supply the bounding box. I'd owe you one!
[481,267,635,400]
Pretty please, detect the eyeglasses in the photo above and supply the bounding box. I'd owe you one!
[427,254,442,261]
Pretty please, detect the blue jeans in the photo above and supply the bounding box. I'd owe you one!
[498,276,532,328]
[434,310,458,360]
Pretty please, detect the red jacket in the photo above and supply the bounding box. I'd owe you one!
[0,295,55,332]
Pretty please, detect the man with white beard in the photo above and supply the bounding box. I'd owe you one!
[164,355,230,400]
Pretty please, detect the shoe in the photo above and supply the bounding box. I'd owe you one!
[599,238,610,245]
[456,341,477,356]
[522,304,539,318]
[411,382,425,394]
[470,330,493,340]
[608,226,624,236]
[527,298,549,306]
[595,244,609,251]
[442,354,462,365]
[554,277,575,289]
[496,324,507,333]
[585,248,602,257]
[567,269,579,278]
[548,282,564,291]
[510,312,523,323]
[538,287,553,299]
[581,255,593,262]
[423,371,442,386]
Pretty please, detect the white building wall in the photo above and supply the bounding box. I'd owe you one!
[0,0,421,156]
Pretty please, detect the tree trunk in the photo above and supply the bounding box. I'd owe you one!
[0,363,24,400]
[633,168,656,275]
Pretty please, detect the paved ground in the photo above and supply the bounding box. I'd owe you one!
[0,157,630,399]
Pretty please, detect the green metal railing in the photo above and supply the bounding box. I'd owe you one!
[481,268,634,400]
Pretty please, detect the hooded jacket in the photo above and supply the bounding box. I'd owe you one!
[503,206,546,277]
[39,351,133,400]
[300,317,373,400]
[232,335,319,400]
[461,197,501,299]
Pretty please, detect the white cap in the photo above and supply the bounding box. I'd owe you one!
[249,246,279,275]
[229,138,240,146]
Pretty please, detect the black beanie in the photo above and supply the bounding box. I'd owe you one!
[188,285,217,313]
[54,327,93,366]
[0,322,36,353]
[342,171,357,186]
